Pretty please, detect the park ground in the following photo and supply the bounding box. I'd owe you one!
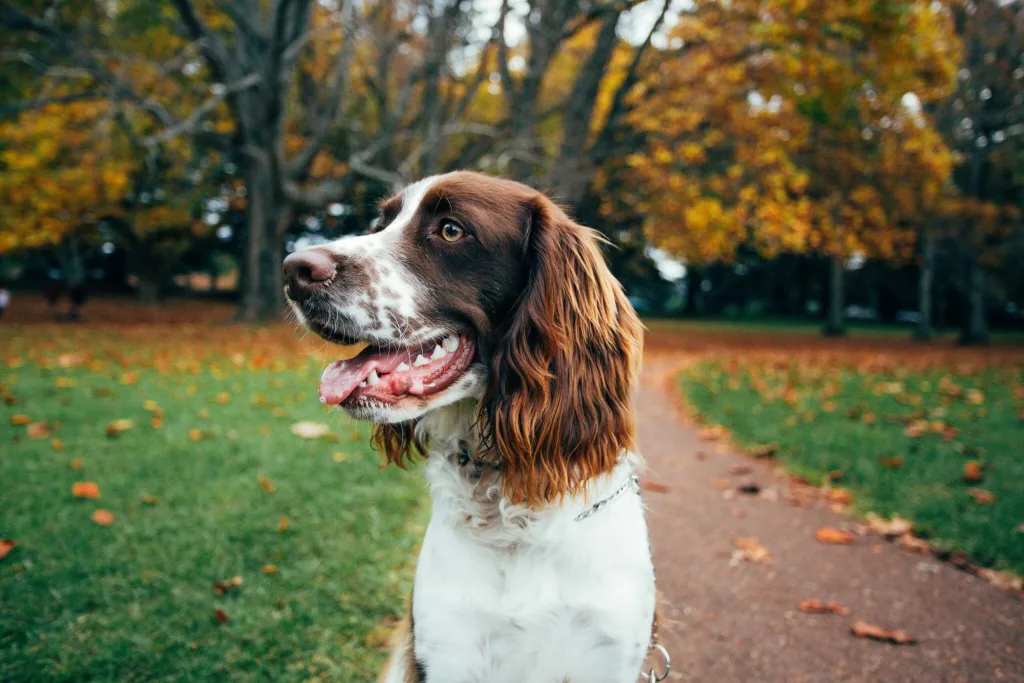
[1,296,1022,681]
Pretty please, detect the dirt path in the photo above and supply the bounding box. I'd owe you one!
[638,358,1023,683]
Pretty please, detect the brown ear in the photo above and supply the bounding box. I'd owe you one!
[371,421,424,468]
[480,194,643,506]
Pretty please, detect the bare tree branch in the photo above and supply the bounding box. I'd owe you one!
[284,0,358,179]
[141,72,262,148]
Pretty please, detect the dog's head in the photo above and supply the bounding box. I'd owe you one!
[284,171,642,503]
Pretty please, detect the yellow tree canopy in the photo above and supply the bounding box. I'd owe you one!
[614,0,960,265]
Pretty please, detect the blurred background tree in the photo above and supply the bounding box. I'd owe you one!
[1,0,1023,341]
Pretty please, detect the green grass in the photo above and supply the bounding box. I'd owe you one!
[680,359,1024,575]
[0,327,427,682]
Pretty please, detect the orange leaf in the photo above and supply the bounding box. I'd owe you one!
[850,620,916,645]
[215,392,231,404]
[732,536,773,564]
[10,414,31,426]
[815,526,855,545]
[278,516,289,532]
[749,443,779,458]
[105,419,135,437]
[798,599,850,616]
[141,495,159,505]
[72,481,101,499]
[51,438,64,451]
[259,475,276,494]
[698,425,727,441]
[968,488,996,504]
[260,563,278,575]
[0,539,16,560]
[638,479,670,493]
[213,575,243,595]
[26,421,51,439]
[214,608,230,624]
[880,454,904,469]
[91,509,115,526]
[69,458,84,470]
[962,461,984,483]
[189,428,203,441]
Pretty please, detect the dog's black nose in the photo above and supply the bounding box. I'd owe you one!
[283,248,337,302]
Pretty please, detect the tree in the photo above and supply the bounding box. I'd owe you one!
[614,0,959,334]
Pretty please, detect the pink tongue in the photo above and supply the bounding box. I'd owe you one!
[319,349,408,405]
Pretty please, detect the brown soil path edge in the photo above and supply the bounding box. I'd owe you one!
[638,358,1023,683]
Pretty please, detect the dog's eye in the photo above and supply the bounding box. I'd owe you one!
[439,220,465,243]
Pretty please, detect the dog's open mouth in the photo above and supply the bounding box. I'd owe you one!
[319,332,475,406]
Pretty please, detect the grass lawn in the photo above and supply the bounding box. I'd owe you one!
[680,357,1024,576]
[1,325,427,682]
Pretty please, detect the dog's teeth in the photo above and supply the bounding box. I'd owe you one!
[367,370,379,386]
[359,381,367,388]
[396,362,410,371]
[442,335,459,352]
[413,354,429,367]
[431,344,446,360]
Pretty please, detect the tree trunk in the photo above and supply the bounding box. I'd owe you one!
[237,160,286,322]
[551,13,620,209]
[960,252,989,345]
[137,276,160,304]
[914,230,936,341]
[822,255,846,336]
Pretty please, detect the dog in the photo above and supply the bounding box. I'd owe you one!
[284,171,657,683]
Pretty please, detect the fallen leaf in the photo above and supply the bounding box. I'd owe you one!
[141,495,159,505]
[698,425,727,441]
[850,620,916,645]
[798,599,850,616]
[51,438,64,451]
[815,526,855,545]
[189,428,203,441]
[710,477,731,490]
[0,540,16,560]
[728,464,752,476]
[26,421,51,439]
[72,481,101,499]
[332,451,348,462]
[638,479,670,493]
[977,568,1024,592]
[896,534,932,554]
[214,608,230,624]
[260,564,278,575]
[105,419,135,437]
[290,421,330,439]
[10,415,31,426]
[143,400,160,412]
[865,513,913,538]
[962,461,984,483]
[259,474,277,494]
[732,537,773,565]
[215,392,231,404]
[827,488,853,505]
[120,372,139,385]
[967,488,996,504]
[903,420,927,438]
[278,517,289,532]
[749,443,779,458]
[213,575,243,595]
[69,458,84,470]
[880,454,904,469]
[91,509,115,526]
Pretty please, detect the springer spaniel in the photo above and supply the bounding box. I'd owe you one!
[283,171,661,683]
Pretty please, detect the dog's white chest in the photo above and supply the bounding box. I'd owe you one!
[411,460,655,683]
